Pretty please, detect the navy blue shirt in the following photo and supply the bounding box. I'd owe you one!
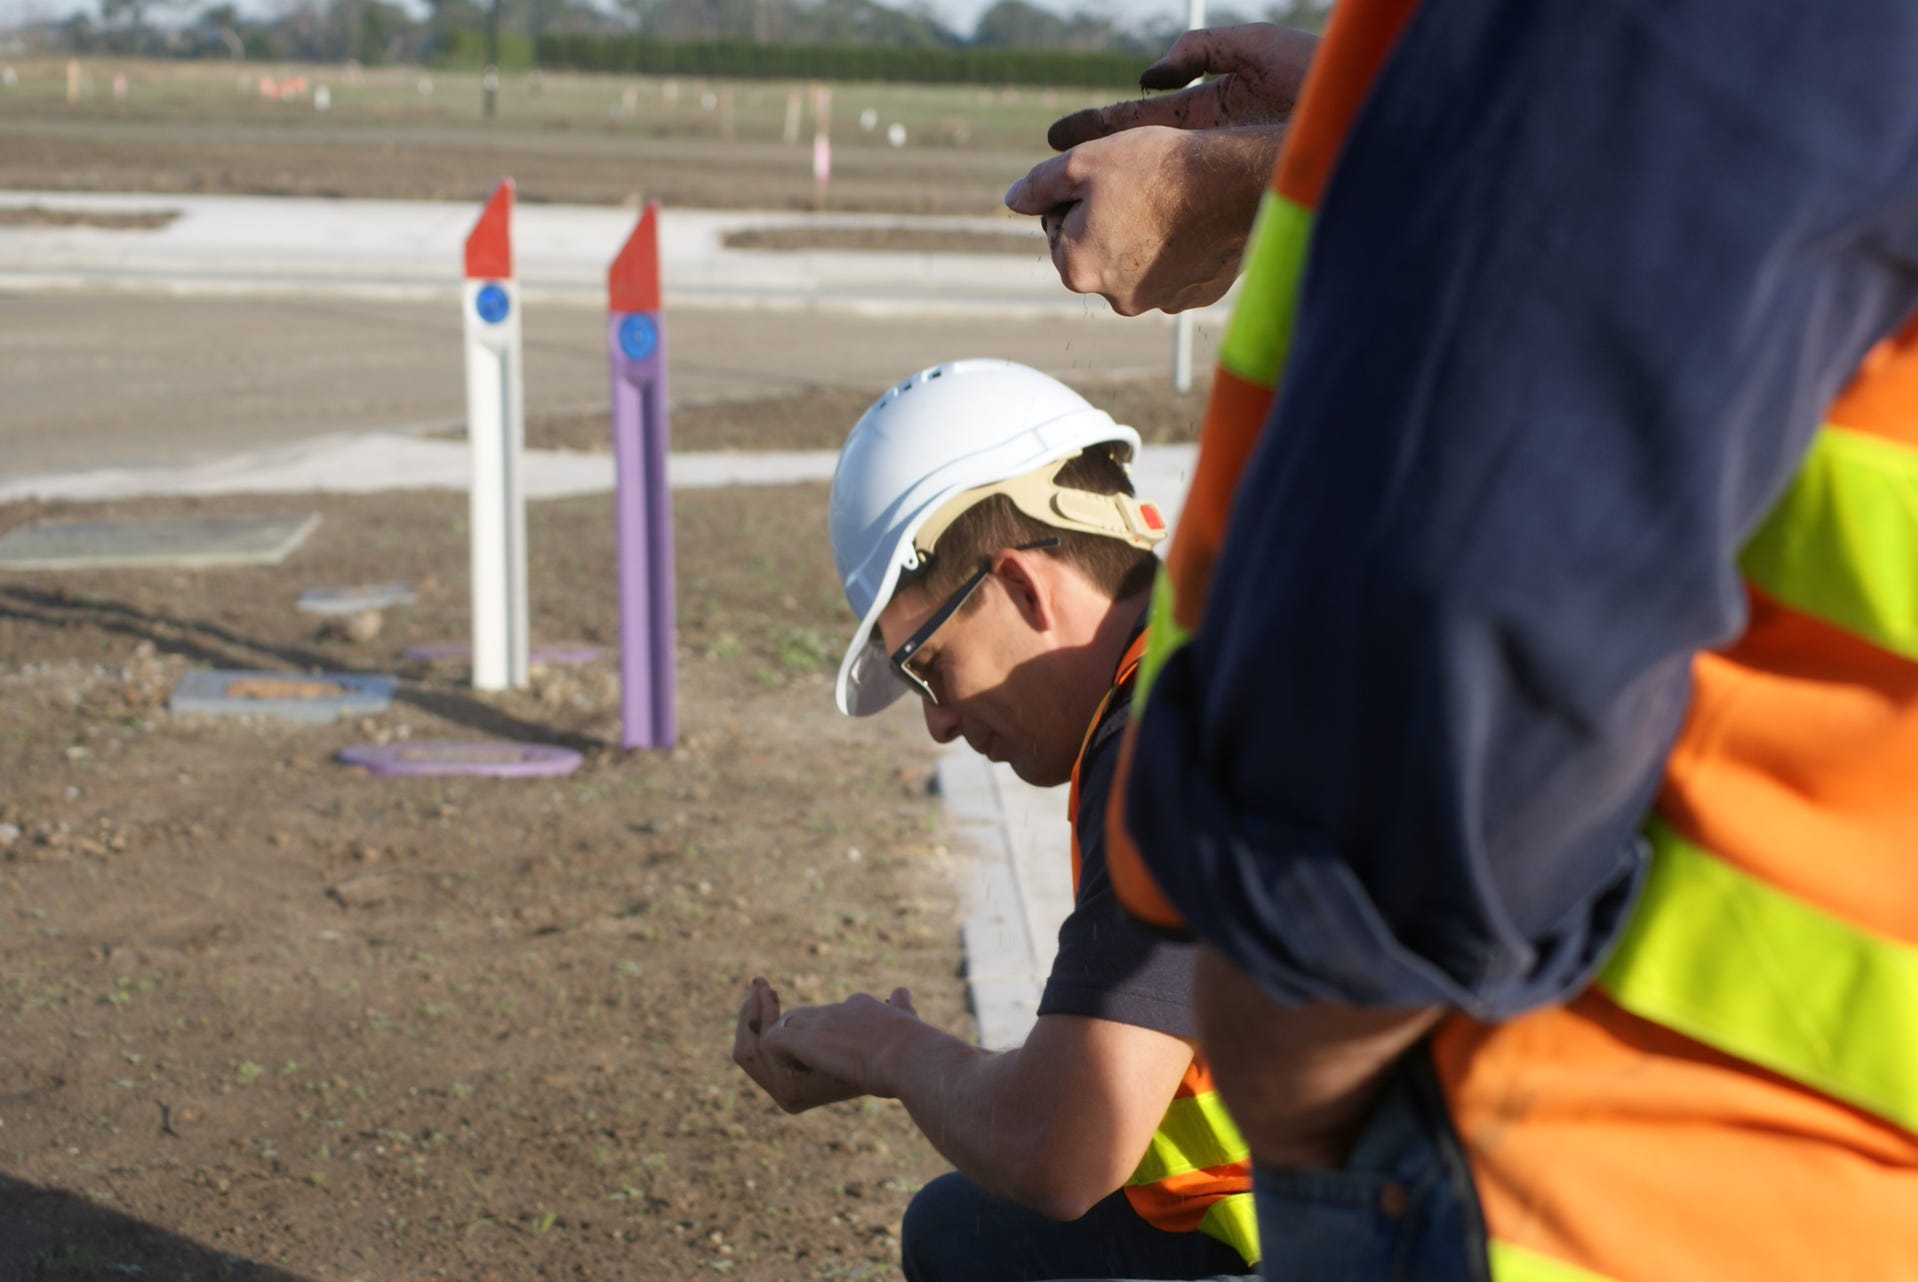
[1041,626,1199,1040]
[1122,0,1918,1017]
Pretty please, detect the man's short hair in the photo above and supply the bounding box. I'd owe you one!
[897,445,1158,606]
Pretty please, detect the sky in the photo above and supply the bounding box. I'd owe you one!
[0,0,1202,36]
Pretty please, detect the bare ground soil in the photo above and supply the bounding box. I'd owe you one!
[0,206,182,230]
[0,118,1033,214]
[0,478,971,1282]
[0,60,1106,215]
[0,84,1181,1277]
[524,377,1209,454]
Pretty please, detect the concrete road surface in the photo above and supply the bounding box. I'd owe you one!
[2,291,1216,478]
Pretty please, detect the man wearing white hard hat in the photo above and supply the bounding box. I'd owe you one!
[732,360,1260,1281]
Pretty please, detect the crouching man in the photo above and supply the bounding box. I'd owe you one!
[733,359,1259,1282]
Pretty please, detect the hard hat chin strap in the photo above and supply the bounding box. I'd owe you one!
[910,451,1169,564]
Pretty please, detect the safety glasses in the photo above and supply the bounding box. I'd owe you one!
[888,538,1059,705]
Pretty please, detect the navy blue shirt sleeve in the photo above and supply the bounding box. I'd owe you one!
[1040,696,1200,1040]
[1123,0,1918,1018]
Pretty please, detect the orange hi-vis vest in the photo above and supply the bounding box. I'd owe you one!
[1431,321,1918,1282]
[1068,631,1260,1267]
[1104,2,1918,1279]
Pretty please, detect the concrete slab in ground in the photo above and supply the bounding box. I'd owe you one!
[0,437,1198,515]
[296,581,416,616]
[0,513,320,569]
[0,192,1233,323]
[0,293,1217,479]
[168,669,397,723]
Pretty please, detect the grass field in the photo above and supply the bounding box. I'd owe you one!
[0,56,1130,210]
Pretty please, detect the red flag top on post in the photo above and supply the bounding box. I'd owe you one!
[465,179,515,280]
[609,200,662,313]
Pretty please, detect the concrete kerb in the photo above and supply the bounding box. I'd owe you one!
[0,190,1238,320]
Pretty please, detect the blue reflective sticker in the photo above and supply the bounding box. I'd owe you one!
[618,313,659,362]
[475,282,511,324]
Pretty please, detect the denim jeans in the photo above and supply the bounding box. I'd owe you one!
[900,1170,1258,1282]
[1254,1053,1489,1282]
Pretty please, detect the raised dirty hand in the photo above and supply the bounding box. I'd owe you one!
[1006,22,1316,314]
[1005,125,1280,316]
[1045,23,1319,151]
[758,985,922,1101]
[731,976,865,1114]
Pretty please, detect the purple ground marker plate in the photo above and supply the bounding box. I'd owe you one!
[339,740,582,777]
[404,642,606,666]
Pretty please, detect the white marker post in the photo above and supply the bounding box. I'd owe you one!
[1172,0,1206,393]
[461,179,530,692]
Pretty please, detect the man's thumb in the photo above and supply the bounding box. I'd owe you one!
[1005,153,1075,215]
[1138,29,1215,91]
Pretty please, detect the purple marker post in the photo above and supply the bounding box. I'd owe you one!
[606,201,677,750]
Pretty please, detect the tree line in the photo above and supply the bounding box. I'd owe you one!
[27,0,1332,72]
[528,32,1149,86]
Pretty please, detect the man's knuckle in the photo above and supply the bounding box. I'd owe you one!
[1063,262,1104,295]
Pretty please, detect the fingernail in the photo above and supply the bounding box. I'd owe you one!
[1003,178,1025,208]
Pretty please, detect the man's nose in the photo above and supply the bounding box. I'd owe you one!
[921,700,962,744]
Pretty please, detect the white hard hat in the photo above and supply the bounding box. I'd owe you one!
[829,358,1148,717]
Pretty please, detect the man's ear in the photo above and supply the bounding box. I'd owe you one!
[992,546,1055,634]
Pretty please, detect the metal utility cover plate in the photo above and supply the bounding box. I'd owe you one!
[0,514,321,570]
[170,669,396,723]
[298,581,416,616]
[339,740,582,777]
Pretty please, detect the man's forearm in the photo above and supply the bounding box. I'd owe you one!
[1195,947,1440,1169]
[878,1022,1135,1221]
[877,1028,1052,1203]
[763,996,1190,1218]
[750,997,1079,1210]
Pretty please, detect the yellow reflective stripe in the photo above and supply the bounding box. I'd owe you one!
[1599,819,1918,1135]
[1198,1192,1261,1266]
[1134,562,1189,708]
[1488,1239,1619,1282]
[1217,192,1314,389]
[1138,194,1313,710]
[1740,425,1918,661]
[1127,1090,1250,1185]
